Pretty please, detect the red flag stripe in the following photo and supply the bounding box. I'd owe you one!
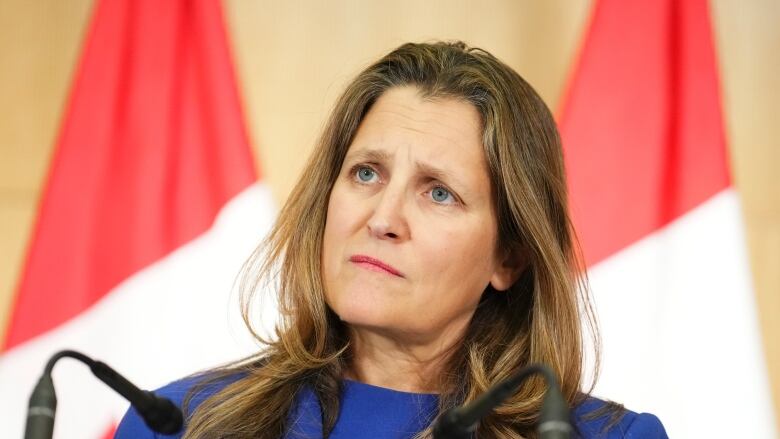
[559,0,730,267]
[3,0,255,350]
[99,423,116,439]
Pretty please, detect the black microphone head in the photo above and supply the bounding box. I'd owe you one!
[25,374,58,439]
[432,408,476,439]
[538,382,572,439]
[138,392,183,435]
[538,419,572,439]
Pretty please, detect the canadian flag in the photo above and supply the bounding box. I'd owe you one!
[0,0,274,437]
[560,0,776,437]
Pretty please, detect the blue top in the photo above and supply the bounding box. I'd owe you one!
[116,375,667,438]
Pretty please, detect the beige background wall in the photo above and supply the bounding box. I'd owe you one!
[1,0,777,427]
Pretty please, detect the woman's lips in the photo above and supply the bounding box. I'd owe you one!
[349,255,403,277]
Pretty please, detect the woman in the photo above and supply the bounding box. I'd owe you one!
[117,41,666,438]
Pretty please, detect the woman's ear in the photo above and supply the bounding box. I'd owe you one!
[489,247,527,291]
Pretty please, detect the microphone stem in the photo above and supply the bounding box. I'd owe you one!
[44,350,94,375]
[456,364,559,428]
[25,349,184,438]
[432,363,570,439]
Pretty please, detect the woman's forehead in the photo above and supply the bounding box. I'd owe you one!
[344,87,491,196]
[348,88,484,162]
[358,87,482,141]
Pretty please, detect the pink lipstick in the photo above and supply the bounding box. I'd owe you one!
[349,255,403,277]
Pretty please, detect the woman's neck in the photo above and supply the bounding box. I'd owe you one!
[345,326,462,393]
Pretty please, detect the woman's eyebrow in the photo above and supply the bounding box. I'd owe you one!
[415,161,467,192]
[344,149,391,164]
[345,148,470,193]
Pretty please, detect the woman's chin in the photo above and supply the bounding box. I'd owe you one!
[331,300,400,329]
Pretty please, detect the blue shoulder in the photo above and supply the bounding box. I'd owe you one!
[114,373,242,438]
[572,397,668,439]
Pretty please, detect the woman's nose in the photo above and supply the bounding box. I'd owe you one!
[366,187,409,241]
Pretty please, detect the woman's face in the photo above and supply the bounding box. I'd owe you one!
[322,86,516,345]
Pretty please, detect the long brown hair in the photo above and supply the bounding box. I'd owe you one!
[182,41,598,439]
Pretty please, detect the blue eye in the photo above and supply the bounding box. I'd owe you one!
[356,166,377,182]
[431,186,453,203]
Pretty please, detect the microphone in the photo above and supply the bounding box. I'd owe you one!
[24,349,183,439]
[432,363,571,439]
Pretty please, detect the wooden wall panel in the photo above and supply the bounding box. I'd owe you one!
[711,0,780,423]
[0,0,94,338]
